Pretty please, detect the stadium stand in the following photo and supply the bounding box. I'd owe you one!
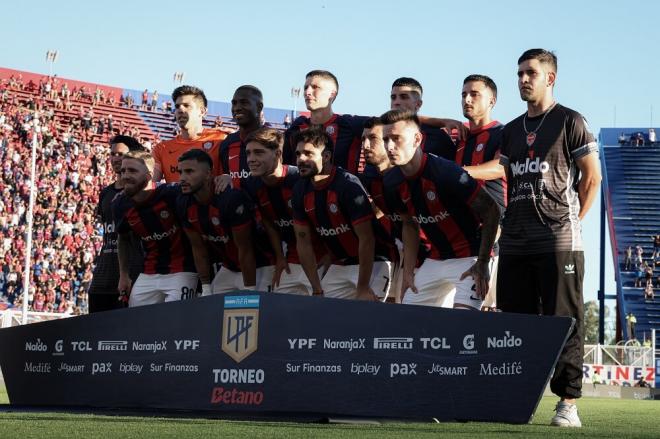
[0,67,292,315]
[600,128,660,349]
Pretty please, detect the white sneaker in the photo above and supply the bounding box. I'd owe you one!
[551,401,582,427]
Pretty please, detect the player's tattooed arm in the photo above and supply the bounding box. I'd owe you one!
[294,223,323,295]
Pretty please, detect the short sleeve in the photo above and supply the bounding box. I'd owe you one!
[291,179,309,226]
[432,157,479,204]
[567,113,598,160]
[340,175,374,226]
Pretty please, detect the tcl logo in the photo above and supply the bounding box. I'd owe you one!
[210,387,263,405]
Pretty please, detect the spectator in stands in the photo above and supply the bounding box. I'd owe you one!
[283,113,291,129]
[635,377,650,388]
[649,128,656,145]
[635,244,644,267]
[652,234,660,258]
[151,90,158,111]
[214,115,223,128]
[644,280,654,300]
[626,312,637,340]
[634,262,646,287]
[140,89,148,110]
[624,245,633,271]
[634,132,645,147]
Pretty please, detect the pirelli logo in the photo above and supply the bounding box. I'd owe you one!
[221,295,260,363]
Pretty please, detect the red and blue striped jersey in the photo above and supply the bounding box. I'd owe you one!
[112,184,195,275]
[283,114,370,174]
[455,120,506,209]
[218,131,251,188]
[243,165,321,264]
[420,124,456,160]
[292,166,395,264]
[176,189,272,272]
[384,153,482,261]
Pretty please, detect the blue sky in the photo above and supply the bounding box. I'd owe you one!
[3,0,656,314]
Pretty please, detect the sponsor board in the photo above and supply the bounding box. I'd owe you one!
[222,295,260,363]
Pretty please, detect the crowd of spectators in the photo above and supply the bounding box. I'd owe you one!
[0,74,159,315]
[624,235,660,300]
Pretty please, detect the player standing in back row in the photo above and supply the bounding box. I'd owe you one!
[152,85,227,182]
[497,49,601,428]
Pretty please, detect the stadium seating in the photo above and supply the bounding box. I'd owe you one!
[0,67,292,315]
[600,128,660,348]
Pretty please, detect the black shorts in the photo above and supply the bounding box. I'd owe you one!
[497,251,584,399]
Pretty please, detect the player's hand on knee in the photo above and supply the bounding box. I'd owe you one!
[272,258,290,288]
[356,285,378,302]
[460,260,490,299]
[400,270,417,301]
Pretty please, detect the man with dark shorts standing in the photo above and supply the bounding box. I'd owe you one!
[88,136,144,312]
[497,49,601,427]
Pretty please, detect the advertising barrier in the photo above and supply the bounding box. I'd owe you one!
[0,292,573,423]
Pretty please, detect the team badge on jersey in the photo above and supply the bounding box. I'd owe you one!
[427,191,436,201]
[354,195,365,205]
[476,143,484,152]
[160,210,169,219]
[459,172,470,185]
[526,132,536,147]
[221,295,260,363]
[326,125,335,135]
[203,141,213,150]
[211,217,220,226]
[329,203,338,214]
[235,204,244,215]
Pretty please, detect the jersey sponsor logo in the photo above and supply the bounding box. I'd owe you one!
[222,295,260,363]
[204,234,230,244]
[510,157,550,177]
[274,218,293,228]
[316,223,350,237]
[142,224,178,241]
[229,169,251,179]
[413,212,450,224]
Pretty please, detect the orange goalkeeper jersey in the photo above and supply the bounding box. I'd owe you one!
[152,128,228,182]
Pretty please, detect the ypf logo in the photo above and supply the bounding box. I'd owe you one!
[222,295,260,363]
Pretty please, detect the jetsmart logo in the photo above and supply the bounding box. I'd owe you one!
[510,157,549,177]
[316,224,350,237]
[414,212,449,224]
[142,225,177,242]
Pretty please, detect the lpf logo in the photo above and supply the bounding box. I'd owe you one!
[222,295,260,363]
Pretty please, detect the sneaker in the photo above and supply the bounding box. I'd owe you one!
[551,401,582,427]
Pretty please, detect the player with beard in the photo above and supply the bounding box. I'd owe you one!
[177,149,273,294]
[113,151,198,306]
[381,109,500,310]
[497,49,601,427]
[152,85,227,182]
[292,127,396,301]
[242,127,328,295]
[88,135,144,312]
[218,85,264,188]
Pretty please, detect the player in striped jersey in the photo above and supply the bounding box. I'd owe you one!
[381,110,500,309]
[113,151,199,307]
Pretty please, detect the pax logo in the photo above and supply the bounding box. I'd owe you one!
[390,363,417,377]
[510,157,549,177]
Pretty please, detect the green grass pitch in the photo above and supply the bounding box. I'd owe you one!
[0,387,658,439]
